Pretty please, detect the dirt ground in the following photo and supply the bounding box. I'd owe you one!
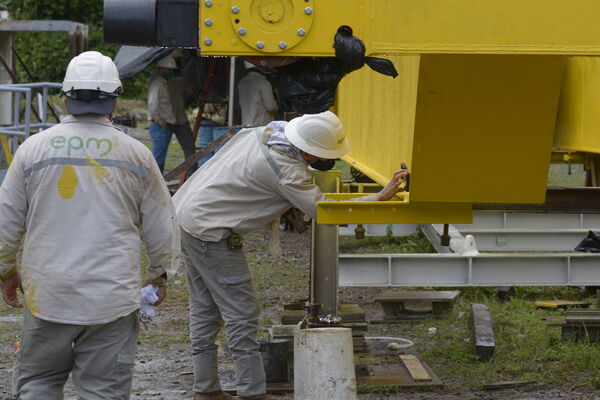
[1,227,598,400]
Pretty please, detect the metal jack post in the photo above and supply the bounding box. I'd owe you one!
[310,169,340,317]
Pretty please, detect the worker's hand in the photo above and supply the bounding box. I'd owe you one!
[159,120,168,129]
[1,272,23,308]
[143,280,167,306]
[376,169,409,201]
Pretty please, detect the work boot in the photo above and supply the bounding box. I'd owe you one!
[233,395,272,400]
[193,391,234,400]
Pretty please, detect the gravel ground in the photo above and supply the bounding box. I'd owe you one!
[0,159,598,399]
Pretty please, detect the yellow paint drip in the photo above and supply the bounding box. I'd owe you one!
[85,155,114,184]
[57,165,78,199]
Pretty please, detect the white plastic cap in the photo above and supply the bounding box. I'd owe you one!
[156,55,177,69]
[284,111,350,159]
[62,51,122,96]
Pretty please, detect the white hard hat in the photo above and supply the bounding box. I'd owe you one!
[156,55,177,69]
[62,51,123,97]
[284,111,350,159]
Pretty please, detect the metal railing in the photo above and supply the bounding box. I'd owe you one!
[0,82,62,138]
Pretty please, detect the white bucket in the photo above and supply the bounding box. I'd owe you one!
[294,327,357,400]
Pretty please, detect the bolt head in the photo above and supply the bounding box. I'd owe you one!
[205,0,212,7]
[297,28,306,36]
[256,41,265,49]
[304,7,313,15]
[204,18,213,27]
[232,5,240,14]
[279,41,287,49]
[204,38,213,46]
[238,27,247,36]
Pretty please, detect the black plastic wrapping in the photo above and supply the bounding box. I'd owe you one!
[575,230,600,253]
[273,26,398,114]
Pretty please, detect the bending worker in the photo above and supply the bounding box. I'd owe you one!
[0,51,179,399]
[173,111,407,400]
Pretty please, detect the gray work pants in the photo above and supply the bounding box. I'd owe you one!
[181,229,266,397]
[13,307,139,400]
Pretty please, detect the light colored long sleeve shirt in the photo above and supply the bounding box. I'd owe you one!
[0,115,180,325]
[238,71,278,126]
[148,72,180,125]
[173,126,378,242]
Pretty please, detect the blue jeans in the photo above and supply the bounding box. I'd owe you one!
[149,122,197,173]
[197,121,229,167]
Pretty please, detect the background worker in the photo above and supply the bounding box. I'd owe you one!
[173,111,407,400]
[148,54,197,174]
[238,61,278,126]
[0,51,179,399]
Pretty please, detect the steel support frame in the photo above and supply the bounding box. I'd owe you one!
[453,211,600,251]
[0,82,61,139]
[339,253,600,287]
[311,170,340,316]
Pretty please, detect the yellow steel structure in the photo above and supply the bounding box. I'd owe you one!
[196,0,600,224]
[555,57,600,155]
[200,0,600,57]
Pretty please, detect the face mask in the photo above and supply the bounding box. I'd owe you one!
[162,71,174,81]
[310,159,336,171]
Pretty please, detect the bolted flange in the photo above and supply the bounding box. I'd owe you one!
[279,41,287,49]
[256,41,265,49]
[297,28,306,36]
[231,5,240,14]
[238,27,247,36]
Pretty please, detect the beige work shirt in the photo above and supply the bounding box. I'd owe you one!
[148,72,189,126]
[174,127,323,242]
[238,71,278,126]
[0,115,180,325]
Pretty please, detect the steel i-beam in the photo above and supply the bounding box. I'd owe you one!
[310,170,340,316]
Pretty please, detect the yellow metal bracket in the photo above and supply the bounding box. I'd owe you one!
[317,193,473,225]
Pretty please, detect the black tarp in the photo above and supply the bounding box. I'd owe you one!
[114,46,173,80]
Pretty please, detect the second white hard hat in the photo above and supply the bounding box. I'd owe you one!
[62,51,123,97]
[156,55,177,69]
[284,111,350,159]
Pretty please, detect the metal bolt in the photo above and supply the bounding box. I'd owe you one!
[232,5,240,14]
[238,27,247,36]
[279,41,287,49]
[304,7,313,15]
[297,28,306,36]
[205,0,212,7]
[204,18,213,27]
[256,41,265,49]
[204,38,213,46]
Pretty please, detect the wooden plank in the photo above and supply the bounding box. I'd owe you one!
[375,290,460,302]
[484,380,535,390]
[162,128,236,180]
[399,355,431,382]
[471,303,495,361]
[535,300,591,309]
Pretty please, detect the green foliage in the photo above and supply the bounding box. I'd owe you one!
[3,0,148,99]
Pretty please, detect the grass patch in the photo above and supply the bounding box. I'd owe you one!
[414,287,600,390]
[340,230,435,254]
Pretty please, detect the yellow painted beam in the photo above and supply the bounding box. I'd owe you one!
[201,0,600,56]
[555,57,600,155]
[317,194,472,224]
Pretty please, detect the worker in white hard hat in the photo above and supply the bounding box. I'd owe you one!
[173,111,407,400]
[238,61,278,126]
[148,54,197,174]
[0,51,179,399]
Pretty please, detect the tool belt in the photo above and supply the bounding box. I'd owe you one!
[226,233,243,250]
